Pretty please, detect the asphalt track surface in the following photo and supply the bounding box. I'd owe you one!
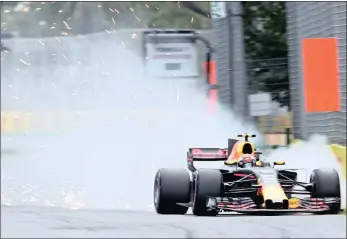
[1,206,346,238]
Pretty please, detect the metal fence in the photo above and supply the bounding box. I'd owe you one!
[286,2,346,145]
[212,2,346,145]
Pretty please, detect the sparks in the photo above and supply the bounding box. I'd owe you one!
[133,13,141,22]
[176,87,180,103]
[63,20,70,29]
[19,59,30,66]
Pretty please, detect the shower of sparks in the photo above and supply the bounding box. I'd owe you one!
[114,8,119,14]
[109,8,114,12]
[129,7,134,12]
[145,4,149,8]
[58,9,63,13]
[112,17,116,25]
[191,17,194,23]
[97,5,102,8]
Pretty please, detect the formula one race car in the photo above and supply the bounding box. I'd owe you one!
[153,134,342,216]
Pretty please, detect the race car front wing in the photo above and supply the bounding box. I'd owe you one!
[206,196,341,214]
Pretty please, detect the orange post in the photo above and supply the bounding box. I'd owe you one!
[203,61,217,113]
[302,38,341,112]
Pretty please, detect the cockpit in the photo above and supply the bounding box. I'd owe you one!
[237,154,257,168]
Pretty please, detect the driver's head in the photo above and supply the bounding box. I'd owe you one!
[238,154,256,168]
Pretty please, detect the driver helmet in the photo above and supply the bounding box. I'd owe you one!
[238,154,256,168]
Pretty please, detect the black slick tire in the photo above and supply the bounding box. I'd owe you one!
[154,168,190,214]
[192,169,223,216]
[310,168,341,214]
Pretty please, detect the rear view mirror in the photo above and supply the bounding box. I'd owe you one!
[273,161,285,165]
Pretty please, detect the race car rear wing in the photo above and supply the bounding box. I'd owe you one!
[187,148,227,172]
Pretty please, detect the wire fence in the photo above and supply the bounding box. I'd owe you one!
[211,2,346,145]
[286,2,346,145]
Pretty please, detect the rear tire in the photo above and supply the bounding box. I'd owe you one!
[154,168,190,214]
[310,168,341,214]
[192,169,223,216]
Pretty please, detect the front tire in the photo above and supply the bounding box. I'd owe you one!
[192,169,223,216]
[154,168,190,214]
[310,168,341,214]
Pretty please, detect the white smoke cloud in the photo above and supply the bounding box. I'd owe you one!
[1,31,260,211]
